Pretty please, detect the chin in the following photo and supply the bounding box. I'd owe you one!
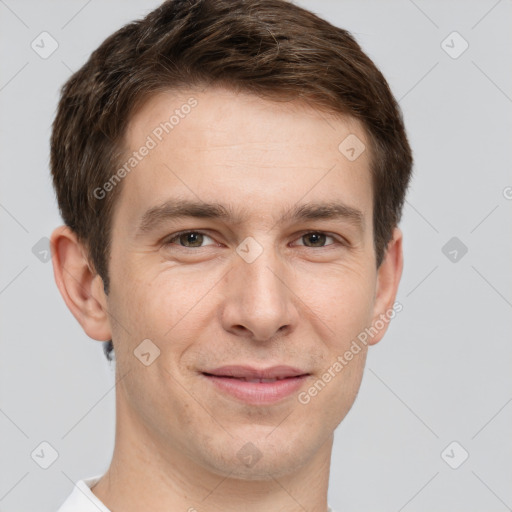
[214,452,310,481]
[200,433,316,481]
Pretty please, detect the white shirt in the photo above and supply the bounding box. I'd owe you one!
[57,475,337,512]
[56,475,110,512]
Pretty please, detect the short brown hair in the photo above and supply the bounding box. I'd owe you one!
[50,0,413,361]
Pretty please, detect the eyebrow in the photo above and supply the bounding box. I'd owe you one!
[136,198,365,235]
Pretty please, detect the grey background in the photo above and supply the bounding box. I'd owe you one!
[1,0,511,511]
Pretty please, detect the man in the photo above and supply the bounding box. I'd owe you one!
[50,0,412,510]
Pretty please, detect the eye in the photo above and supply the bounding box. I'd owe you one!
[293,232,339,248]
[163,230,216,248]
[162,230,344,250]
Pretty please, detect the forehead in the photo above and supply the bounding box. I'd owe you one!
[114,86,373,231]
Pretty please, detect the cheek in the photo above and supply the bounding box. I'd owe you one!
[109,253,170,326]
[106,271,198,423]
[299,335,368,434]
[292,262,375,421]
[109,265,214,359]
[295,262,376,344]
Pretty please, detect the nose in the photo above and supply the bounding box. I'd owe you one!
[220,242,300,342]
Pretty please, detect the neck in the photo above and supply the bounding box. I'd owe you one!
[92,380,333,512]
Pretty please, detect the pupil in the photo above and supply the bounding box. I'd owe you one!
[182,232,202,246]
[307,233,325,247]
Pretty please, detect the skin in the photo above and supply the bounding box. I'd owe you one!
[51,86,403,512]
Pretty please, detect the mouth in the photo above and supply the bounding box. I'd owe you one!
[201,364,310,380]
[202,373,304,383]
[200,365,311,404]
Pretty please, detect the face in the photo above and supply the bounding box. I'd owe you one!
[79,87,401,479]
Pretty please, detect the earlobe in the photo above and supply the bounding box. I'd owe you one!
[368,227,404,346]
[50,225,112,341]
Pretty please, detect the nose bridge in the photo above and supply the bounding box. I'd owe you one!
[221,234,298,340]
[241,239,283,301]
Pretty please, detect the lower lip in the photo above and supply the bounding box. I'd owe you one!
[202,374,309,404]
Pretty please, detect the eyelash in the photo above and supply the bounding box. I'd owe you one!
[162,230,346,249]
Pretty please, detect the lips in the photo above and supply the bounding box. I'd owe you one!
[201,364,309,381]
[201,366,310,404]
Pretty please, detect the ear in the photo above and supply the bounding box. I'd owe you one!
[367,227,404,346]
[50,225,112,341]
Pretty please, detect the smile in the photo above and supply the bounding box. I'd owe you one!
[201,373,309,404]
